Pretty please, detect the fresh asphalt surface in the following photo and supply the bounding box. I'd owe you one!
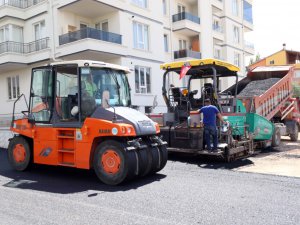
[0,148,299,225]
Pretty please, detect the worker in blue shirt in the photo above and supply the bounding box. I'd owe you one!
[198,99,226,152]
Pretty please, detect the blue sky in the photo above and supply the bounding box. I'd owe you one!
[246,0,300,58]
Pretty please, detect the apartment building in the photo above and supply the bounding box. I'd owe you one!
[0,0,253,136]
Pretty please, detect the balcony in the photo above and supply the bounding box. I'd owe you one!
[59,28,122,45]
[0,0,46,9]
[172,12,201,36]
[172,12,200,24]
[0,37,51,72]
[174,49,201,60]
[244,40,255,55]
[0,37,50,54]
[58,0,121,18]
[57,28,125,61]
[212,0,223,9]
[0,0,48,20]
[212,25,224,41]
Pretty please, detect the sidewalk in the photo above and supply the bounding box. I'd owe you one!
[0,128,13,149]
[235,137,300,178]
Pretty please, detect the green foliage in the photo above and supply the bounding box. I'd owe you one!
[249,53,261,66]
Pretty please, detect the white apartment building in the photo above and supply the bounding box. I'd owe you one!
[0,0,253,144]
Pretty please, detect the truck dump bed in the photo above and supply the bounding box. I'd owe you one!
[225,65,293,120]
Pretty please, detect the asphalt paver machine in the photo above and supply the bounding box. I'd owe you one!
[150,59,276,161]
[9,60,167,185]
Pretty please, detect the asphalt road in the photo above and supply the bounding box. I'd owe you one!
[0,148,299,225]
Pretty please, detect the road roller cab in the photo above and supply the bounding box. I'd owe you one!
[8,60,168,185]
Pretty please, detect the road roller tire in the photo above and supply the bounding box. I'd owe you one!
[155,145,168,172]
[8,136,32,171]
[93,140,137,185]
[137,148,152,177]
[149,145,168,174]
[149,146,160,174]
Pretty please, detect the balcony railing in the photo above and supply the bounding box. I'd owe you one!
[244,41,254,49]
[174,49,201,59]
[59,27,122,46]
[172,12,200,24]
[0,0,45,9]
[0,37,50,54]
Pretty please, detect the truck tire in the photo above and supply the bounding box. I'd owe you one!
[271,127,281,147]
[93,140,136,185]
[290,124,299,142]
[8,136,32,171]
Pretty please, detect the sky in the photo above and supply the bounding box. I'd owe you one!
[246,0,300,59]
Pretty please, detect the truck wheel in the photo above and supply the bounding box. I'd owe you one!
[272,127,281,147]
[290,124,299,142]
[8,136,32,171]
[93,140,136,185]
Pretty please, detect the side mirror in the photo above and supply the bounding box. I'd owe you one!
[28,113,35,124]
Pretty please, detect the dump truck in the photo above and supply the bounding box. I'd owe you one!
[149,58,292,161]
[8,60,168,185]
[225,64,300,144]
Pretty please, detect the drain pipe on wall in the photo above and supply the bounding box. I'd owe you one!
[49,0,58,62]
[168,0,175,86]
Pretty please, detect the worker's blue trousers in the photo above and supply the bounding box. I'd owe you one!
[204,126,218,150]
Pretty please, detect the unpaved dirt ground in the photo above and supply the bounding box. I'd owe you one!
[235,136,300,178]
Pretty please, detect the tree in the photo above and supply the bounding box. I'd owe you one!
[249,53,261,66]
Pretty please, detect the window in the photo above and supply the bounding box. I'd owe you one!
[145,106,152,113]
[179,39,187,50]
[164,34,169,52]
[234,52,240,67]
[0,24,23,43]
[233,26,240,44]
[243,0,253,23]
[232,0,239,16]
[213,20,222,32]
[135,66,151,94]
[7,75,20,100]
[162,0,167,15]
[177,4,186,13]
[133,21,149,50]
[80,23,88,30]
[30,69,53,122]
[34,21,46,51]
[95,21,108,32]
[0,25,9,42]
[214,46,221,59]
[132,0,147,8]
[34,20,45,40]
